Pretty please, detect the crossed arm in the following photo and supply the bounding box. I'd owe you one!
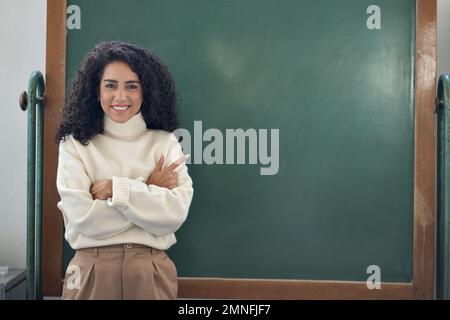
[90,154,188,200]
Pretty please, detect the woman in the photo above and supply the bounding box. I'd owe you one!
[55,41,193,299]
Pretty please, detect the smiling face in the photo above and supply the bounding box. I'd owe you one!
[99,61,143,123]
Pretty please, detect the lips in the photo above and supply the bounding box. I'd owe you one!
[111,105,131,112]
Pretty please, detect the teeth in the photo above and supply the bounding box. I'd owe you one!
[112,106,129,111]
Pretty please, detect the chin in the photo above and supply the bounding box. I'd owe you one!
[109,115,132,123]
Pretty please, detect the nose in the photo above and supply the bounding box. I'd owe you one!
[115,87,127,101]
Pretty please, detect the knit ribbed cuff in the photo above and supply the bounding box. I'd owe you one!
[107,176,130,208]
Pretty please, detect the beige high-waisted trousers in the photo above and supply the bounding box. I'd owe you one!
[61,243,178,300]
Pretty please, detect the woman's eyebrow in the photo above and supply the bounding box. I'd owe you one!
[102,79,140,84]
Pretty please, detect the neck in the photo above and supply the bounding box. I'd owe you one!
[103,112,148,141]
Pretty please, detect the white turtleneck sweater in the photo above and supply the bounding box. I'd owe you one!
[56,112,194,250]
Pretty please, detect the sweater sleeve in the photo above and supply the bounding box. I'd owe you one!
[107,134,194,236]
[56,138,134,240]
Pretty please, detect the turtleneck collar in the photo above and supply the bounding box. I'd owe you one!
[103,112,148,141]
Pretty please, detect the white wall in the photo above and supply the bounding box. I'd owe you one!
[438,0,450,77]
[0,0,46,269]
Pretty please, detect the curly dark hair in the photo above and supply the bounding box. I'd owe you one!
[55,41,179,145]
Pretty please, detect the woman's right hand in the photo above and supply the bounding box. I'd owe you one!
[146,155,181,190]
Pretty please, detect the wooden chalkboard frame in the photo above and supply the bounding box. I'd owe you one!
[42,0,436,299]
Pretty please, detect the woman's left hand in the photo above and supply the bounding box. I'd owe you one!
[90,179,113,200]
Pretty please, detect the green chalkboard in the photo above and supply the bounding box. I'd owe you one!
[63,0,416,282]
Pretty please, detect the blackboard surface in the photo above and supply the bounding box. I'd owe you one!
[64,0,416,282]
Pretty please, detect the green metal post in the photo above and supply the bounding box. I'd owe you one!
[437,74,450,300]
[23,71,45,300]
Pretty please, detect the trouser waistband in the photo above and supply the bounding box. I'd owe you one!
[77,243,162,256]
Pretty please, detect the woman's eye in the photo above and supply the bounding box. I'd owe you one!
[128,84,138,90]
[105,83,115,89]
